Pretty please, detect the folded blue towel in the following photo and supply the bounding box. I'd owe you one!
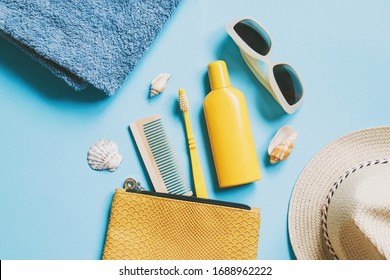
[0,0,182,94]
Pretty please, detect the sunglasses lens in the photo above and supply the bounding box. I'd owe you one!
[234,19,271,56]
[273,64,303,105]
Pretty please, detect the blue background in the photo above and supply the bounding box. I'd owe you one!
[0,0,389,259]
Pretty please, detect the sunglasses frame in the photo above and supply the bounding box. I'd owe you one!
[226,17,304,114]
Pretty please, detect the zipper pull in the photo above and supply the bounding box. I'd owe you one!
[123,178,145,192]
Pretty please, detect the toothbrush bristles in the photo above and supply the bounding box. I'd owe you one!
[178,88,190,112]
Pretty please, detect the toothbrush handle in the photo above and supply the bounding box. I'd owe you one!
[184,112,208,199]
[189,142,208,199]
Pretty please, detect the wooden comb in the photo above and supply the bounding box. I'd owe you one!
[130,115,193,196]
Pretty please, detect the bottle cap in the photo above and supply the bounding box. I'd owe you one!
[208,60,231,90]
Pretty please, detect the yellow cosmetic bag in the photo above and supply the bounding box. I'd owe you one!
[102,188,260,260]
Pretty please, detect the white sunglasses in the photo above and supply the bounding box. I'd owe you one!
[226,18,304,114]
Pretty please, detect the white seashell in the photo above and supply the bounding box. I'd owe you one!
[87,140,123,172]
[150,73,171,97]
[268,126,298,164]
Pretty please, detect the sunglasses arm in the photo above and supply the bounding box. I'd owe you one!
[239,49,278,101]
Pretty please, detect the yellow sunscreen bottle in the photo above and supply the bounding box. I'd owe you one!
[204,60,261,188]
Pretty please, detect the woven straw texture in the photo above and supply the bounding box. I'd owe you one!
[102,189,260,260]
[288,127,390,260]
[326,162,390,259]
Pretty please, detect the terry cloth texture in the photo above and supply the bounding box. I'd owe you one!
[0,0,182,94]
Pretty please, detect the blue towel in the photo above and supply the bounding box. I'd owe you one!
[0,0,182,94]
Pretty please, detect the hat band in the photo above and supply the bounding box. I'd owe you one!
[321,158,389,260]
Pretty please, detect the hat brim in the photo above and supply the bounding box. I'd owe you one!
[288,127,390,259]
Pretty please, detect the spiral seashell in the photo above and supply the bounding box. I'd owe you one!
[268,126,297,164]
[87,140,123,172]
[150,73,171,97]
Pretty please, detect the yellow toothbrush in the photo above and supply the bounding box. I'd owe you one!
[178,88,208,199]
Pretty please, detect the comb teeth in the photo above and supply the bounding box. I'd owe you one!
[178,88,189,112]
[130,116,192,196]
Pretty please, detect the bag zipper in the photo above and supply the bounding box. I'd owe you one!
[124,188,251,210]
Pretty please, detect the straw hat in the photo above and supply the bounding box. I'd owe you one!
[288,127,390,259]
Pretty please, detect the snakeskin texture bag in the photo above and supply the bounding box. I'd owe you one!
[102,188,260,260]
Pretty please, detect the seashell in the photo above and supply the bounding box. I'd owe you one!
[150,73,171,97]
[87,140,123,172]
[268,126,298,164]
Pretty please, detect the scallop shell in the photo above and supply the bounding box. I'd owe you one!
[87,140,123,172]
[268,126,298,164]
[150,73,171,97]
